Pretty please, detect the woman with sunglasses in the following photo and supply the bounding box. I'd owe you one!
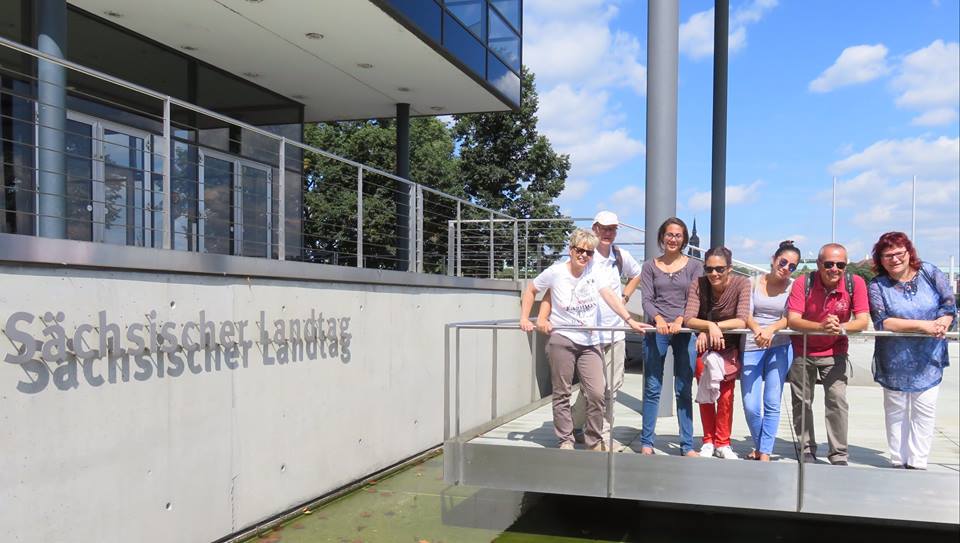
[520,229,649,451]
[868,232,956,469]
[684,246,751,459]
[741,241,801,461]
[639,218,702,456]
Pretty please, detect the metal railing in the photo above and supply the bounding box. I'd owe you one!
[0,36,515,276]
[443,321,959,514]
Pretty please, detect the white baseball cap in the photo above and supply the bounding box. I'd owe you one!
[593,211,619,226]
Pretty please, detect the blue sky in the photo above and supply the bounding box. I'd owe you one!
[523,0,960,267]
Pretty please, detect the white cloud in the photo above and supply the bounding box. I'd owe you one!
[808,44,891,93]
[558,179,591,203]
[533,58,645,179]
[679,0,778,60]
[688,180,764,211]
[824,136,960,264]
[892,40,960,126]
[829,136,960,179]
[524,3,646,93]
[911,108,959,126]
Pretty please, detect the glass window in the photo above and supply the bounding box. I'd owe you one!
[487,52,520,107]
[446,0,484,39]
[385,0,442,42]
[102,129,147,246]
[65,119,94,242]
[1,79,37,235]
[443,13,486,77]
[201,154,233,255]
[240,164,271,258]
[172,141,199,251]
[488,8,520,71]
[490,0,521,31]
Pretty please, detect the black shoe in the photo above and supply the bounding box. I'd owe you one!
[802,452,817,463]
[905,464,926,470]
[831,460,848,466]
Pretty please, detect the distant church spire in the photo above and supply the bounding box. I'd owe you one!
[689,218,701,258]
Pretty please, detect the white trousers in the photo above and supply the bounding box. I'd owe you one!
[883,385,939,469]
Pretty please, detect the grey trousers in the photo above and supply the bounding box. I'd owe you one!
[572,340,625,442]
[787,354,849,463]
[547,334,605,448]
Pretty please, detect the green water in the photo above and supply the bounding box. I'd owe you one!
[246,453,956,543]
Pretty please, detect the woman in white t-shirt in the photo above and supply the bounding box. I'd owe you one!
[519,229,649,451]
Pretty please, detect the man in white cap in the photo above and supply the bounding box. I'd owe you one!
[537,211,643,451]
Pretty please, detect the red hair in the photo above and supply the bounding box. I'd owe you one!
[871,231,921,276]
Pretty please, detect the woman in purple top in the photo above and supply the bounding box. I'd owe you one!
[639,218,703,456]
[868,231,956,469]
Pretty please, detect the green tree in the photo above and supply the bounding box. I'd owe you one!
[302,117,458,270]
[301,67,572,275]
[453,68,573,272]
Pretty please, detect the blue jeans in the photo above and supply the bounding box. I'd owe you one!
[741,343,793,454]
[641,332,696,454]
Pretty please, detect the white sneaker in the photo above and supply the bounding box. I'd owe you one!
[714,446,739,459]
[699,443,715,457]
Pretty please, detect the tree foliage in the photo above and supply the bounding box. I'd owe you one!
[301,67,572,273]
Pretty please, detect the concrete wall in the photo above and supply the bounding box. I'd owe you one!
[0,264,534,542]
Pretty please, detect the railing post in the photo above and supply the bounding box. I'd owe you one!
[447,220,455,276]
[513,220,519,281]
[524,221,529,279]
[489,212,495,279]
[456,202,462,277]
[455,326,462,436]
[356,166,363,268]
[491,329,498,420]
[416,185,424,273]
[277,137,286,261]
[798,332,808,512]
[162,97,172,250]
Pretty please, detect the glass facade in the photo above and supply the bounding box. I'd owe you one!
[0,2,305,260]
[381,0,522,108]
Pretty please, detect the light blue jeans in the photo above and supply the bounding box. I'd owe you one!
[641,332,696,454]
[741,343,793,454]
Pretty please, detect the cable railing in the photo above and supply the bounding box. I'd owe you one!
[0,36,515,277]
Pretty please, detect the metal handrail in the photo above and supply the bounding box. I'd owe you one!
[444,321,958,506]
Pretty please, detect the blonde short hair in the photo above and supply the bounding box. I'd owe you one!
[569,228,599,250]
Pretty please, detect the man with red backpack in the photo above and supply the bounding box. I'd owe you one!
[786,243,870,466]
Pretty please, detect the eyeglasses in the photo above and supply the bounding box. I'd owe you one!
[881,250,907,261]
[778,258,798,272]
[704,265,728,274]
[663,233,684,240]
[571,246,595,258]
[821,261,847,270]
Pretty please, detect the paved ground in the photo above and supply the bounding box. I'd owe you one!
[474,339,960,473]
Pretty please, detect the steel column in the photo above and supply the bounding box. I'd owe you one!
[36,0,68,239]
[489,212,495,279]
[162,98,172,250]
[512,220,519,281]
[644,0,680,258]
[710,0,729,248]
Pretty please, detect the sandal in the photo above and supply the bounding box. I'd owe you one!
[745,450,761,461]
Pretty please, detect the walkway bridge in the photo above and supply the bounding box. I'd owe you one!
[443,322,960,526]
[0,35,957,542]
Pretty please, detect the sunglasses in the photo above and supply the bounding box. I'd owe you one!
[704,265,728,274]
[821,261,847,270]
[571,246,595,258]
[778,258,798,272]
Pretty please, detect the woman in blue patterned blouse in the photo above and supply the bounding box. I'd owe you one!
[868,231,956,470]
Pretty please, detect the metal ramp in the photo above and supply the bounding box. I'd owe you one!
[443,324,960,526]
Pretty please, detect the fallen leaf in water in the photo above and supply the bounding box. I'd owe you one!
[359,511,372,518]
[384,511,395,517]
[303,509,312,515]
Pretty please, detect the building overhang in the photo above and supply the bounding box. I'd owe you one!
[67,0,515,121]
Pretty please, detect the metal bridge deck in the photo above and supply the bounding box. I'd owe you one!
[444,370,960,525]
